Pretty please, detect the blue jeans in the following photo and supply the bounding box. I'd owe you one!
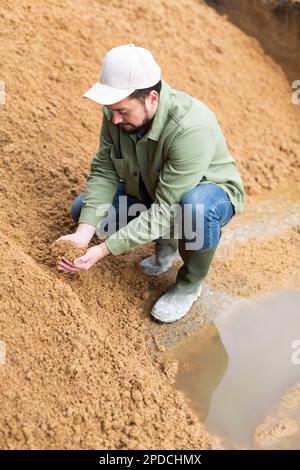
[71,182,235,251]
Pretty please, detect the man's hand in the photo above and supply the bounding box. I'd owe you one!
[58,242,110,273]
[53,232,89,249]
[52,223,96,249]
[52,223,100,272]
[54,223,96,248]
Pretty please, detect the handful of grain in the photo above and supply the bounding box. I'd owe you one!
[51,240,87,264]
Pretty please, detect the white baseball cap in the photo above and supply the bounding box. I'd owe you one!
[83,44,161,105]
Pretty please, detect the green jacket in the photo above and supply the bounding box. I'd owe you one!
[79,79,245,255]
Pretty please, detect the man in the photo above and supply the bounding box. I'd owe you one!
[55,43,245,323]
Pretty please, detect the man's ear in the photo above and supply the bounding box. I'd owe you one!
[149,90,159,107]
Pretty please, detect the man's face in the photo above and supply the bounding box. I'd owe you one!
[107,91,159,134]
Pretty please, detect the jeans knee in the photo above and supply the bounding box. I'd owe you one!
[180,187,201,208]
[180,189,208,228]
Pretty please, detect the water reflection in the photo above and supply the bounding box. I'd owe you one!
[171,291,300,449]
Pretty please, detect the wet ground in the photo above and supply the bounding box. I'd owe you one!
[168,291,300,449]
[221,180,300,248]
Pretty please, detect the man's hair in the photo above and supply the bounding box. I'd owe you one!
[128,80,162,104]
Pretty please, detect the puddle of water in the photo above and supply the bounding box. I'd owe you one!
[169,291,300,449]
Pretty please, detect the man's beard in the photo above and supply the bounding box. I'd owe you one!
[119,112,154,135]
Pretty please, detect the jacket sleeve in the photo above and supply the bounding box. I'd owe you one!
[105,124,216,255]
[78,113,119,227]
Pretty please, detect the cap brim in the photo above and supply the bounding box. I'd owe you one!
[83,82,135,105]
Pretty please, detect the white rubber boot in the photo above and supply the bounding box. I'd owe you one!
[140,252,180,276]
[151,283,203,323]
[151,243,219,323]
[140,238,179,276]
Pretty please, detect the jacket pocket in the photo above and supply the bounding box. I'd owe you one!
[109,146,127,180]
